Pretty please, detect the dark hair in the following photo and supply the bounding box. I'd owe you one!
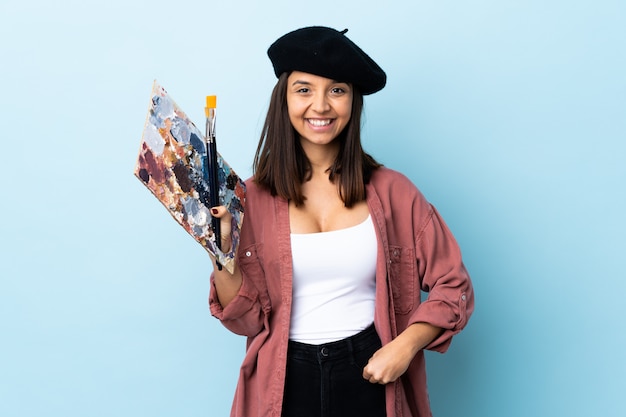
[253,72,381,208]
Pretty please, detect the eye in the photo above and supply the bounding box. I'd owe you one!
[296,87,310,93]
[330,84,351,95]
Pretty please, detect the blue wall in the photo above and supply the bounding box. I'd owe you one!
[1,1,624,416]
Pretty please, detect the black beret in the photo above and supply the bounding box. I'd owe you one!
[267,26,386,95]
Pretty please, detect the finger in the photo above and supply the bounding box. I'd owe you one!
[210,206,229,218]
[362,363,373,379]
[363,367,378,384]
[210,206,233,253]
[369,376,386,385]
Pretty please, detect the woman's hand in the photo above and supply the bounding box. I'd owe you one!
[211,206,233,253]
[362,336,416,384]
[362,323,443,384]
[210,206,243,308]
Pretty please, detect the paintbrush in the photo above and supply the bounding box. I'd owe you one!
[205,95,222,270]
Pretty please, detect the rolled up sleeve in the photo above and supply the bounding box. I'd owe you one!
[411,205,474,353]
[209,271,265,338]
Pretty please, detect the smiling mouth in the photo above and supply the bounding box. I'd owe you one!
[307,119,333,127]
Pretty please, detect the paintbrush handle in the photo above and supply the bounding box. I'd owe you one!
[205,96,222,270]
[209,139,221,246]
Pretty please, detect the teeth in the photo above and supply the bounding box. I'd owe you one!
[308,119,332,127]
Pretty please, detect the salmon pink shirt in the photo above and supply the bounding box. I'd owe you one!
[209,167,474,417]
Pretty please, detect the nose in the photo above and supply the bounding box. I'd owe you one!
[311,92,331,113]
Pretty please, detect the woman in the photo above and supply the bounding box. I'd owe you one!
[209,26,474,417]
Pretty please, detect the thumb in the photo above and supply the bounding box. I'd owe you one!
[210,206,230,218]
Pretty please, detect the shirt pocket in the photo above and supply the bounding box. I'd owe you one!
[238,243,271,312]
[388,245,418,315]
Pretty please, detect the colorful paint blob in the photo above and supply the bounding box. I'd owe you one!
[135,81,246,273]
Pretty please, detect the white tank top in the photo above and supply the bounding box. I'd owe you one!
[289,215,378,344]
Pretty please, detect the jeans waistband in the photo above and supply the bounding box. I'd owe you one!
[287,324,380,361]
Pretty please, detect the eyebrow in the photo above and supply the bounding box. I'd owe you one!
[291,79,347,86]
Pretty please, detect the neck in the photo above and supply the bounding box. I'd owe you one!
[300,139,339,176]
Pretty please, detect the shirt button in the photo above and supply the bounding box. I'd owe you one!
[320,347,329,357]
[461,294,467,301]
[245,251,252,257]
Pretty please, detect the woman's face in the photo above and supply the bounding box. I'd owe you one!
[286,71,353,148]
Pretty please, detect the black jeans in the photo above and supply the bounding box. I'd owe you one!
[282,324,386,417]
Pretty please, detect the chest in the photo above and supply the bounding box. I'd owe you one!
[288,183,369,233]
